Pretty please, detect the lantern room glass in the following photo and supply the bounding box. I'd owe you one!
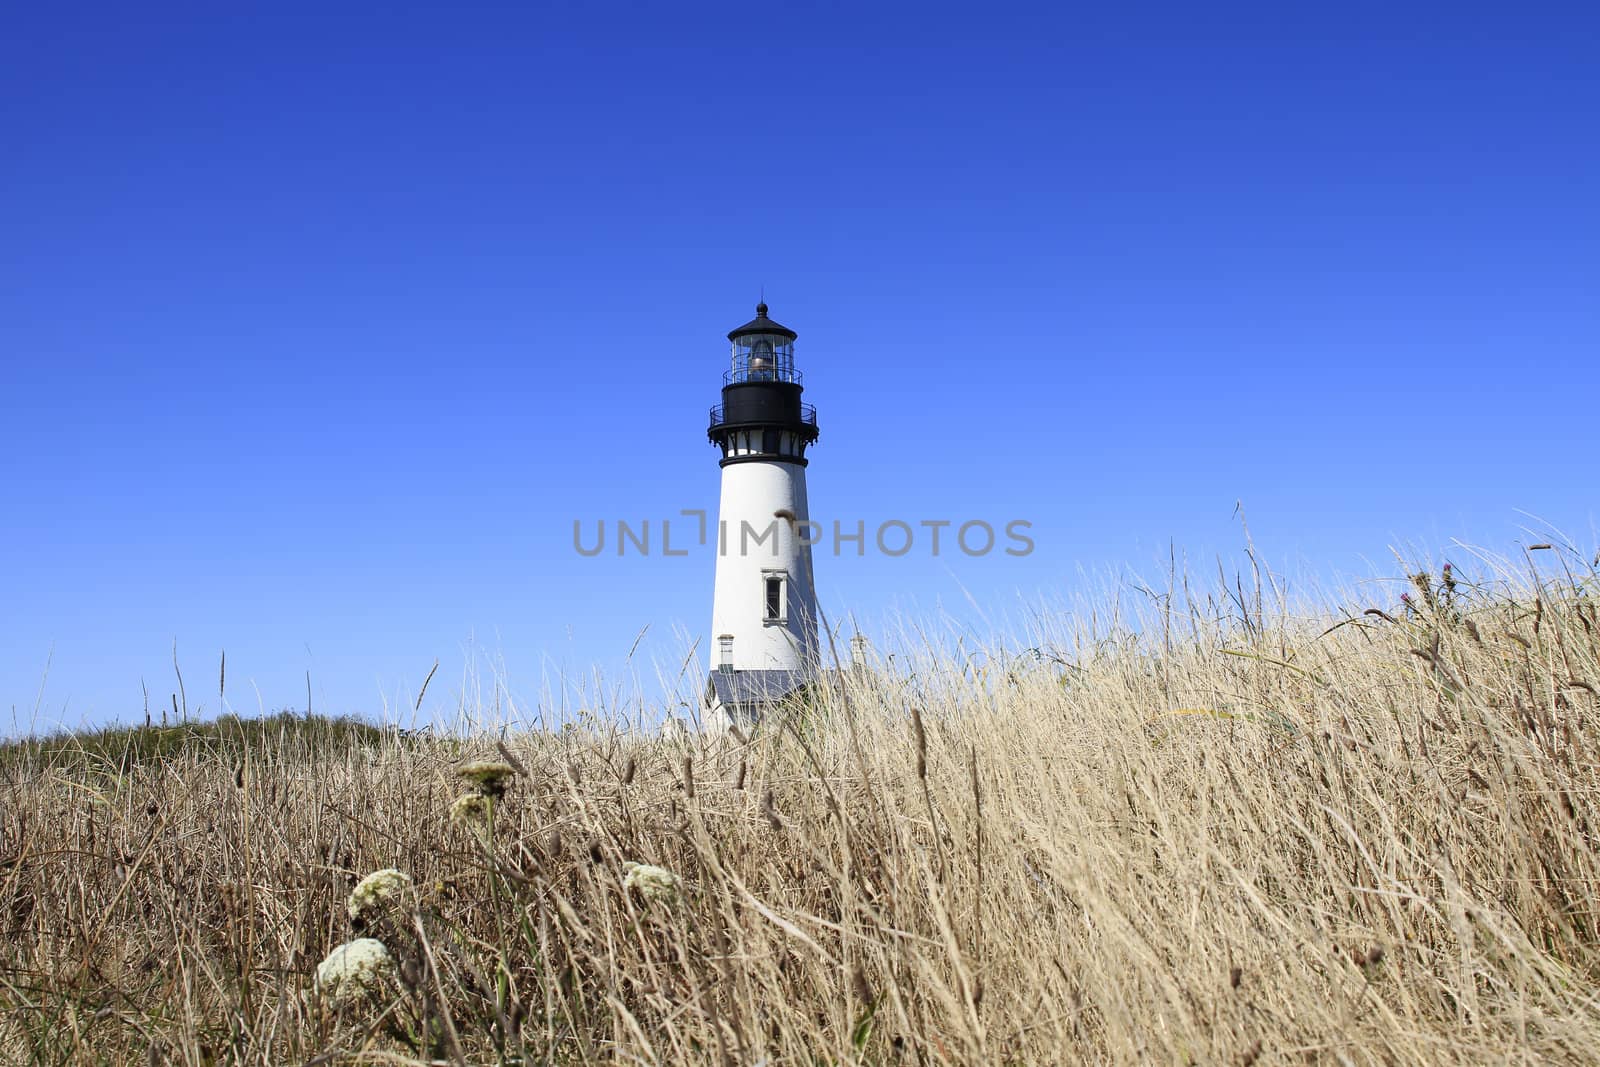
[729,333,798,384]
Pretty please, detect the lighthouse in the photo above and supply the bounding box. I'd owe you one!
[705,302,821,725]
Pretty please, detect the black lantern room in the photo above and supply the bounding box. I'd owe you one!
[708,303,819,466]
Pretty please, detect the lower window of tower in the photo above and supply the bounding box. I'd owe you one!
[765,575,785,622]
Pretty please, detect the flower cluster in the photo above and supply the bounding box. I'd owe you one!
[315,937,395,1002]
[451,759,518,840]
[450,792,493,827]
[347,867,412,920]
[623,862,680,904]
[457,759,516,799]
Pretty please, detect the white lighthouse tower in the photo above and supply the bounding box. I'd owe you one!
[705,302,821,725]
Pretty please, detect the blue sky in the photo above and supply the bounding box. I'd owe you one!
[3,2,1596,732]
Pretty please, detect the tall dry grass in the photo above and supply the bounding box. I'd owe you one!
[2,550,1599,1065]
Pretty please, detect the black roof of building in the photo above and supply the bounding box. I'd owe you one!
[707,668,809,707]
[728,302,798,342]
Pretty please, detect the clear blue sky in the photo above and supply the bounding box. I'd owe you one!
[3,2,1596,732]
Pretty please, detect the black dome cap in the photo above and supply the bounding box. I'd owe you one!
[727,302,798,342]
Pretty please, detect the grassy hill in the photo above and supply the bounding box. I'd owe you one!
[0,711,392,773]
[2,553,1597,1065]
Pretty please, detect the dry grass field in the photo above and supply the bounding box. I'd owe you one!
[3,550,1599,1065]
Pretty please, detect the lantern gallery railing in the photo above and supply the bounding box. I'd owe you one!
[709,403,817,430]
[723,366,804,386]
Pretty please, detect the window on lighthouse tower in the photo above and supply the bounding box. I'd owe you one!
[764,573,787,623]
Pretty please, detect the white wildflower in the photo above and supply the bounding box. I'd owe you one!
[314,937,395,1002]
[450,792,493,827]
[457,759,516,797]
[623,862,680,904]
[346,867,412,920]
